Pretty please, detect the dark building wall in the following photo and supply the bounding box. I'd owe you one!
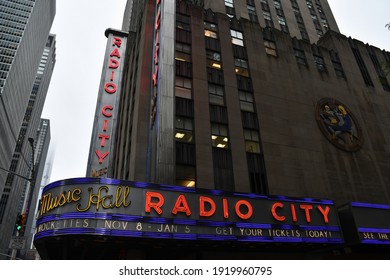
[112,0,390,206]
[114,0,155,182]
[204,0,339,43]
[190,7,214,189]
[241,23,390,204]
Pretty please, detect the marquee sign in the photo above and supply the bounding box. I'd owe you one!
[339,202,390,245]
[86,29,128,178]
[34,178,343,244]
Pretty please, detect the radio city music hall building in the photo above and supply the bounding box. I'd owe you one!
[33,0,390,259]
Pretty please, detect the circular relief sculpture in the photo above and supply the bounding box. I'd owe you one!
[315,98,363,152]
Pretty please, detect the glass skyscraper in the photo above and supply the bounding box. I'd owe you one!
[0,0,55,258]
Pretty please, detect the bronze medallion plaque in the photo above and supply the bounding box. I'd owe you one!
[315,98,363,152]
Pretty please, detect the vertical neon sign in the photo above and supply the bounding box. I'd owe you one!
[87,29,128,178]
[150,0,162,127]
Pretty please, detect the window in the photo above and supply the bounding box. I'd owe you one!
[176,97,194,117]
[277,15,286,26]
[244,129,261,153]
[234,58,248,68]
[205,37,221,52]
[263,11,272,21]
[176,21,190,31]
[206,51,221,62]
[209,84,225,105]
[314,55,326,71]
[225,0,234,7]
[332,61,344,78]
[329,51,346,79]
[175,76,192,99]
[237,75,253,92]
[277,15,289,33]
[230,29,244,46]
[239,91,255,112]
[264,40,277,56]
[235,67,249,77]
[176,43,191,54]
[262,11,274,27]
[204,21,218,31]
[247,153,267,194]
[176,28,191,44]
[176,43,191,62]
[211,123,229,149]
[247,5,258,22]
[176,51,191,62]
[176,165,196,188]
[207,68,224,85]
[235,58,249,76]
[300,30,310,41]
[293,7,300,14]
[175,117,194,143]
[242,111,259,129]
[204,21,218,39]
[294,49,307,66]
[204,29,218,38]
[225,0,235,17]
[206,50,222,69]
[321,19,329,30]
[210,105,228,124]
[176,60,192,77]
[213,148,234,191]
[176,14,191,31]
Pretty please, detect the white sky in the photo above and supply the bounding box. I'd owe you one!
[42,0,390,183]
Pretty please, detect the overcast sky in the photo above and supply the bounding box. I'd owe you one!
[42,0,390,184]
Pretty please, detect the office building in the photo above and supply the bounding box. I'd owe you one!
[0,0,55,258]
[35,0,390,259]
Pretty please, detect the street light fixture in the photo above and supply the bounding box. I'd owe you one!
[0,138,35,183]
[25,137,36,219]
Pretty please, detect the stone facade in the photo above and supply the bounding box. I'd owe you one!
[112,0,390,206]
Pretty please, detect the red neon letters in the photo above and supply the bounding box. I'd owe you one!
[271,202,330,224]
[144,192,331,224]
[144,192,254,220]
[95,36,123,165]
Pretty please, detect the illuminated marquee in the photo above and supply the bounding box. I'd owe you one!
[339,202,390,245]
[34,178,343,244]
[86,29,128,178]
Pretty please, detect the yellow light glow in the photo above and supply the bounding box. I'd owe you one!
[223,137,228,142]
[175,133,185,139]
[186,181,195,187]
[217,144,226,148]
[212,63,221,69]
[211,135,217,140]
